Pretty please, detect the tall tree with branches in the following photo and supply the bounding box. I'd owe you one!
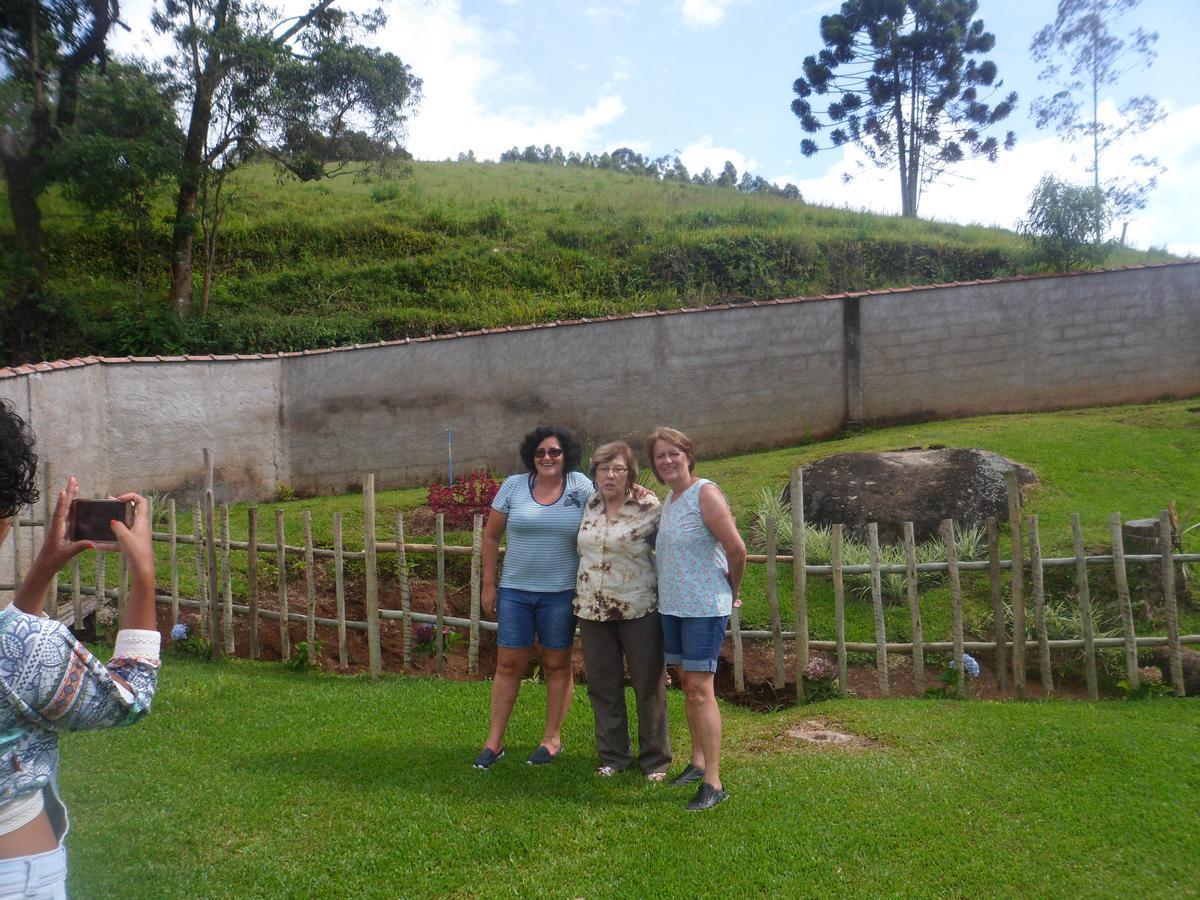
[0,0,120,276]
[790,0,1016,217]
[154,0,420,316]
[1029,0,1164,242]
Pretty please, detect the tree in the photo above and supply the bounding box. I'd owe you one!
[0,0,120,276]
[154,0,421,316]
[52,64,182,305]
[1029,0,1164,242]
[790,0,1016,217]
[1019,174,1109,271]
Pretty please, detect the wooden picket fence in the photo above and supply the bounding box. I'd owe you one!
[3,460,1197,700]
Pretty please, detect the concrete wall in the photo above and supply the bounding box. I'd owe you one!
[0,262,1197,509]
[859,265,1200,421]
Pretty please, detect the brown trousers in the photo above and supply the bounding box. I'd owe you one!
[578,612,672,775]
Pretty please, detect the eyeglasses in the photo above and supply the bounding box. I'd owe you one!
[533,447,564,459]
[597,465,628,475]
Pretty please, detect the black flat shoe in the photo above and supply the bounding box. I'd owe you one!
[473,746,505,769]
[526,744,563,765]
[667,763,704,787]
[687,782,729,811]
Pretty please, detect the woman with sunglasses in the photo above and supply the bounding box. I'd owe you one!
[648,426,746,811]
[474,426,592,769]
[574,441,670,781]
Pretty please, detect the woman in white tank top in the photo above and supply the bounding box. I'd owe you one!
[648,426,746,812]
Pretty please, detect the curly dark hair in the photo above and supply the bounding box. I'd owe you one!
[518,425,582,474]
[0,400,39,520]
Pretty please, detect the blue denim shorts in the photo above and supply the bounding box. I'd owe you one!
[0,844,67,899]
[497,587,577,650]
[660,613,729,673]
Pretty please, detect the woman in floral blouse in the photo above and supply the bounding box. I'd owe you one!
[0,399,160,896]
[574,441,670,781]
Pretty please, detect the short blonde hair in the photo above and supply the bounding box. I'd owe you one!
[589,441,638,486]
[645,426,695,484]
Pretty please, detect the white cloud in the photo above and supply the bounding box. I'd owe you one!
[679,136,758,178]
[680,0,744,29]
[365,0,626,160]
[781,101,1200,257]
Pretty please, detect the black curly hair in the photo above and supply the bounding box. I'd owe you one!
[518,425,582,474]
[0,400,39,520]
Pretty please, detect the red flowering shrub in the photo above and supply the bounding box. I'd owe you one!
[426,471,500,529]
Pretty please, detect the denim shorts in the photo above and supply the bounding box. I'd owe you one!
[660,613,729,673]
[497,587,577,650]
[0,844,67,899]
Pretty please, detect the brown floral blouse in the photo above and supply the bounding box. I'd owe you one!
[574,483,662,621]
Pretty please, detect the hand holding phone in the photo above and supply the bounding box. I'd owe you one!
[68,499,135,551]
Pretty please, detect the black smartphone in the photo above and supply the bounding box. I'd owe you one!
[68,499,134,546]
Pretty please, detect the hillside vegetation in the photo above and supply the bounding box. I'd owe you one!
[1,160,1175,359]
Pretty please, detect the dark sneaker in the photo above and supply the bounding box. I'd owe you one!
[667,763,705,787]
[687,782,729,811]
[526,744,563,766]
[473,746,505,769]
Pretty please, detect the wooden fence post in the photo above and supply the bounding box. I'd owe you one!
[275,508,290,661]
[1071,514,1099,701]
[42,463,57,617]
[1109,513,1138,687]
[203,450,220,661]
[70,557,81,630]
[985,517,1008,692]
[222,504,234,655]
[1006,472,1026,698]
[766,516,786,691]
[730,600,745,693]
[396,512,412,670]
[95,546,106,630]
[1160,510,1185,696]
[1027,516,1054,695]
[303,510,317,657]
[363,474,381,679]
[435,513,446,676]
[117,555,127,621]
[334,513,347,667]
[903,522,924,694]
[791,467,808,699]
[469,514,483,676]
[247,507,260,660]
[943,519,965,699]
[168,499,179,625]
[192,501,207,636]
[832,524,847,694]
[867,523,889,696]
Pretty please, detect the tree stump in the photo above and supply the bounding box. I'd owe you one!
[1123,518,1193,617]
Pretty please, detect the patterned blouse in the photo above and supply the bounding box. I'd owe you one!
[574,484,661,621]
[0,608,160,834]
[656,478,733,618]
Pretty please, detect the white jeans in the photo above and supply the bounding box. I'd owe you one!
[0,847,67,900]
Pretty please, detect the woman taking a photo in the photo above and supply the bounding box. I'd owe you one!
[0,400,160,895]
[475,426,592,769]
[648,426,746,811]
[574,441,669,781]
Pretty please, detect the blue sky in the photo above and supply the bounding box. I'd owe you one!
[115,0,1200,253]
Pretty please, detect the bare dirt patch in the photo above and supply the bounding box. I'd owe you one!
[784,718,880,751]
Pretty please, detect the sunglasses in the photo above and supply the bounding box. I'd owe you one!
[533,447,564,459]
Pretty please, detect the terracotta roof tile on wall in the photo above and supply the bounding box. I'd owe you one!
[1,260,1196,379]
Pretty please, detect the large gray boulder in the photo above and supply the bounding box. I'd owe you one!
[792,447,1039,543]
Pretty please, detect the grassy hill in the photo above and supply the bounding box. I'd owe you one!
[1,160,1176,359]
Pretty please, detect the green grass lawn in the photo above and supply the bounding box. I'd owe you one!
[63,657,1200,897]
